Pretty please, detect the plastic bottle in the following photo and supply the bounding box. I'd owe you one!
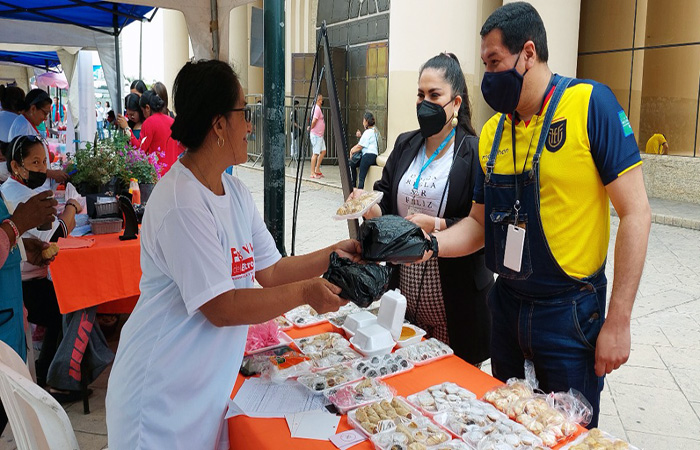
[377,289,407,341]
[129,178,141,205]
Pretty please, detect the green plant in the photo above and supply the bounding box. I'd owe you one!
[69,140,122,189]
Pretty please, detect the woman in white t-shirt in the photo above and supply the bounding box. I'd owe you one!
[349,111,380,189]
[106,60,358,450]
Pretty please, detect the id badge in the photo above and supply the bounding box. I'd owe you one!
[504,224,526,272]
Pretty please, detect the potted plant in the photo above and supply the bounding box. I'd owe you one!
[67,140,123,195]
[119,146,163,204]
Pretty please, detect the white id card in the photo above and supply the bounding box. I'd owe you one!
[504,224,526,272]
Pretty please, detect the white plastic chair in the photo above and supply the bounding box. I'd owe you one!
[0,340,79,450]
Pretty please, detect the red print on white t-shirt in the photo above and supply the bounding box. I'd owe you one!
[231,244,255,279]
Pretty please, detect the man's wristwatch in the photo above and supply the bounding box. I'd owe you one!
[429,234,439,259]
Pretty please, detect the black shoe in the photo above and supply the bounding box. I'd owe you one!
[50,388,93,404]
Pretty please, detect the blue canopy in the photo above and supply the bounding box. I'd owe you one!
[0,50,61,70]
[0,1,156,35]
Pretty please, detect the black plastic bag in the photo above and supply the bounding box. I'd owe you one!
[360,215,431,263]
[323,252,392,307]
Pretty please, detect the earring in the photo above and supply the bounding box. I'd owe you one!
[451,110,458,128]
[217,137,225,148]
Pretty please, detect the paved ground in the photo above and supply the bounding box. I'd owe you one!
[1,164,699,449]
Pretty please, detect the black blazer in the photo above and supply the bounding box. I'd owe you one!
[373,127,494,364]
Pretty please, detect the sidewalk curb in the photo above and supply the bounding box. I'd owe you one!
[611,207,700,231]
[240,163,343,190]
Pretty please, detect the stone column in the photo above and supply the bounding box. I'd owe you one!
[162,9,190,109]
[229,4,250,92]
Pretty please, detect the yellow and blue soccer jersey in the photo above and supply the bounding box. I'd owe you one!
[474,75,642,279]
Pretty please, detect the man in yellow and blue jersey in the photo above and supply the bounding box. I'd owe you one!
[426,2,651,427]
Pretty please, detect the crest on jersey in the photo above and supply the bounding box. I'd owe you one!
[546,119,566,152]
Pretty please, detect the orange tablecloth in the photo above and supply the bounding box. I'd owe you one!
[228,323,579,449]
[50,233,141,314]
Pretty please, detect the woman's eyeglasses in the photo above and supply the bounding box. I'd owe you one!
[231,106,252,123]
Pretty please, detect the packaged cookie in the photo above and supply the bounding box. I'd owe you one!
[334,191,383,220]
[325,378,397,415]
[353,353,414,380]
[274,315,293,331]
[284,305,327,327]
[560,428,639,450]
[346,395,420,434]
[395,338,454,366]
[294,332,361,368]
[370,416,451,450]
[296,364,362,393]
[406,382,476,415]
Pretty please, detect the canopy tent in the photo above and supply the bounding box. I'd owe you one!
[0,51,61,71]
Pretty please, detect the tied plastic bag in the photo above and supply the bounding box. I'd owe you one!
[482,360,592,447]
[323,252,392,307]
[360,215,431,263]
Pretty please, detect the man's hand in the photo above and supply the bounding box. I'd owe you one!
[47,169,69,183]
[304,278,347,314]
[23,238,56,266]
[406,213,435,234]
[333,239,361,262]
[594,316,631,376]
[11,191,57,235]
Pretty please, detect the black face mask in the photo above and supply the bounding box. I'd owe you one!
[481,52,527,114]
[416,98,454,138]
[22,169,47,189]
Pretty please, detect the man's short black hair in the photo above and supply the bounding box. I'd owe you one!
[480,1,549,63]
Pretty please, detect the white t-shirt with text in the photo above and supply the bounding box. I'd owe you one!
[106,160,281,450]
[397,144,454,218]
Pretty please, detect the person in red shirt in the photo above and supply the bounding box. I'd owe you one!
[139,90,180,175]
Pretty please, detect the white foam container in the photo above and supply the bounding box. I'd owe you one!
[342,310,378,337]
[395,323,427,348]
[350,324,395,356]
[376,289,406,340]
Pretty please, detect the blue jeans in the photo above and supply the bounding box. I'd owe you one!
[96,120,104,140]
[350,153,377,189]
[488,276,607,428]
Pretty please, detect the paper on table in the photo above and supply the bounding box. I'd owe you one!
[226,378,330,419]
[286,410,340,440]
[329,429,367,450]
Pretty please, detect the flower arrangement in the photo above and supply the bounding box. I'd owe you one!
[67,140,122,191]
[119,147,163,185]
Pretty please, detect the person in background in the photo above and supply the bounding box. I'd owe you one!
[308,94,326,179]
[139,90,179,175]
[0,190,57,433]
[151,82,175,118]
[349,111,380,189]
[96,101,105,140]
[104,101,113,138]
[106,60,358,449]
[130,79,147,96]
[348,53,494,366]
[51,96,65,125]
[645,133,668,155]
[1,135,83,401]
[8,89,68,184]
[116,93,145,148]
[0,85,25,143]
[428,3,651,427]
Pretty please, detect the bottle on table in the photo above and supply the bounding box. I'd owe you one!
[129,178,141,205]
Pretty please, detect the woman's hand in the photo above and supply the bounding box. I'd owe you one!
[333,239,361,262]
[304,278,347,314]
[116,115,129,130]
[65,199,82,214]
[350,147,361,156]
[47,169,69,183]
[406,213,436,233]
[355,129,362,138]
[11,191,57,235]
[346,188,366,202]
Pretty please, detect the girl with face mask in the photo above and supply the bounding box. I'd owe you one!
[347,53,494,366]
[0,135,83,398]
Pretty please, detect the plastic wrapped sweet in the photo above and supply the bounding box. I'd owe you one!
[262,348,313,383]
[482,380,535,417]
[561,428,638,450]
[353,353,414,379]
[240,345,294,376]
[284,305,326,327]
[346,396,421,434]
[334,191,383,219]
[245,320,282,353]
[395,338,454,365]
[433,401,545,450]
[274,315,293,330]
[424,440,472,450]
[296,364,362,393]
[294,332,362,368]
[406,382,476,415]
[369,416,451,450]
[325,378,397,415]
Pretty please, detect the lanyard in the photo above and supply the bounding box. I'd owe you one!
[510,114,539,225]
[413,128,455,190]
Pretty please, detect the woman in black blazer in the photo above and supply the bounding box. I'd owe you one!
[354,53,493,365]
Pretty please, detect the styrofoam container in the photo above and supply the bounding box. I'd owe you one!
[350,324,395,356]
[376,289,407,340]
[342,311,378,337]
[396,323,427,348]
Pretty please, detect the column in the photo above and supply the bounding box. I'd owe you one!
[162,9,190,109]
